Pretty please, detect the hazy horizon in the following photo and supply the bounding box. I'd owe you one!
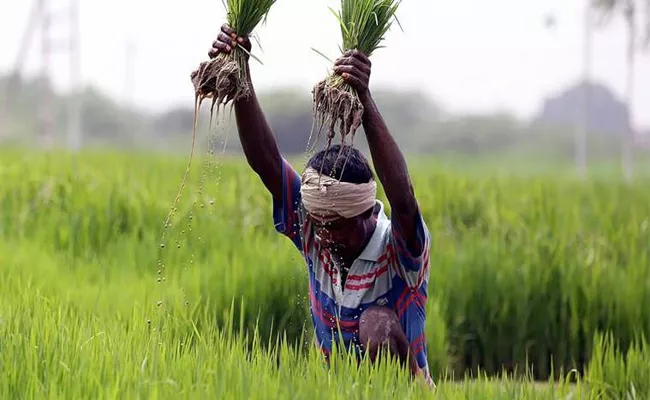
[1,0,649,130]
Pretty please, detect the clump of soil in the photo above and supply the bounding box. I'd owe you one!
[191,53,250,116]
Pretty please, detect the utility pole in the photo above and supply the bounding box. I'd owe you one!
[39,0,54,149]
[8,0,82,150]
[622,0,635,182]
[1,2,40,137]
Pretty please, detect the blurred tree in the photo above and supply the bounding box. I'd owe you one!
[2,72,648,165]
[591,0,650,180]
[533,81,630,135]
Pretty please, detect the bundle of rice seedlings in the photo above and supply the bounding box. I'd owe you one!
[162,0,277,247]
[311,0,402,150]
[191,0,277,115]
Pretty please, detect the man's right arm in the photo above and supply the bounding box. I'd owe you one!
[232,74,283,201]
[234,78,306,246]
[202,25,304,247]
[206,24,283,201]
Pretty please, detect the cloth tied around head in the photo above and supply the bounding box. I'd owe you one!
[300,167,377,221]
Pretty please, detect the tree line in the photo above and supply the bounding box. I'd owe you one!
[0,73,644,164]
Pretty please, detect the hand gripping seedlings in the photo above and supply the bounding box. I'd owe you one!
[192,0,276,115]
[162,0,277,240]
[311,0,402,152]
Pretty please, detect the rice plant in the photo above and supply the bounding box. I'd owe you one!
[1,149,650,398]
[192,0,277,109]
[311,0,402,151]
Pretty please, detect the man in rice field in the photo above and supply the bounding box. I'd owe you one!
[194,24,433,387]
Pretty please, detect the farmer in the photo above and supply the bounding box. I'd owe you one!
[195,24,433,387]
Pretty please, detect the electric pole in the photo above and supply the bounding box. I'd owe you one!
[7,0,82,150]
[39,0,54,148]
[622,0,635,182]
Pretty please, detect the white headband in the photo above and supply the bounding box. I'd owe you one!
[300,167,377,221]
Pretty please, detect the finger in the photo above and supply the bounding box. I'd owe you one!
[333,56,371,75]
[215,32,237,48]
[210,42,232,54]
[336,51,371,72]
[208,42,231,58]
[334,65,369,82]
[220,24,245,47]
[221,23,236,36]
[349,49,371,67]
[340,72,366,91]
[218,36,234,50]
[238,36,252,51]
[338,57,371,76]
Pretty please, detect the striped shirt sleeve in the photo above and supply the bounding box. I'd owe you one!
[389,204,431,288]
[272,158,304,250]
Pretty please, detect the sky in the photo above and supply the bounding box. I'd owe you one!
[1,0,649,130]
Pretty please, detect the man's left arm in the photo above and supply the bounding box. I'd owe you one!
[334,51,429,276]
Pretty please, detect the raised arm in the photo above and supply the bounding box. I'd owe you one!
[333,50,422,255]
[193,24,283,200]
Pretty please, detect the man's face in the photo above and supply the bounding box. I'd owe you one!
[308,211,374,259]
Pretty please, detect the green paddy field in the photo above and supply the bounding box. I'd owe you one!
[1,149,649,399]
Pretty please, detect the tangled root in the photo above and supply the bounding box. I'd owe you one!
[191,53,250,115]
[310,75,365,181]
[311,75,364,151]
[169,53,249,240]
